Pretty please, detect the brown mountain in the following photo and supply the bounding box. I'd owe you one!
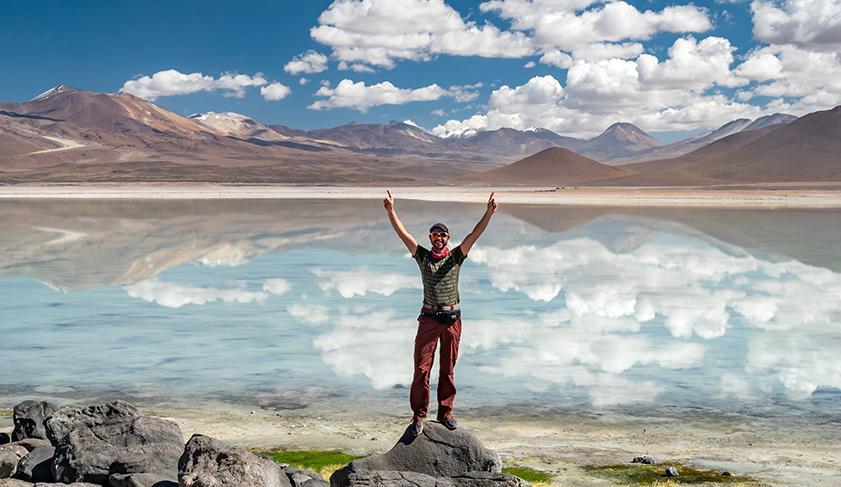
[607,106,841,184]
[461,147,633,185]
[581,122,663,162]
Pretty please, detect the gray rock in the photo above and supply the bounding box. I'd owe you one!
[178,434,291,487]
[7,439,50,452]
[12,401,58,441]
[0,446,28,479]
[52,415,183,485]
[109,472,179,487]
[0,479,32,486]
[16,445,55,482]
[0,434,10,445]
[332,421,500,487]
[336,471,528,487]
[34,483,101,486]
[284,466,327,487]
[631,456,656,465]
[45,400,138,445]
[665,466,679,477]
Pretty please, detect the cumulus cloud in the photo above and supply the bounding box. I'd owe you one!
[125,277,288,308]
[751,0,841,50]
[433,35,764,137]
[309,79,478,112]
[120,69,269,100]
[288,302,331,325]
[260,82,292,101]
[312,266,421,297]
[310,0,533,70]
[284,50,329,74]
[481,0,711,51]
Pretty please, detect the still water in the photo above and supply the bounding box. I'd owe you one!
[1,199,839,419]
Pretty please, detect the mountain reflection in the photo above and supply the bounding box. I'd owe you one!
[1,199,839,410]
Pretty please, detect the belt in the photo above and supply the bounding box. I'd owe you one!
[421,303,460,311]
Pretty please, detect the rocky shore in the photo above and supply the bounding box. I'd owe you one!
[0,400,525,487]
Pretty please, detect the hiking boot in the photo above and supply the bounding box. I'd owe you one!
[410,419,424,437]
[438,416,458,430]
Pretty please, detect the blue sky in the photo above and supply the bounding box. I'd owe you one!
[2,0,839,139]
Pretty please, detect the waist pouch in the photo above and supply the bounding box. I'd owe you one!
[421,309,461,325]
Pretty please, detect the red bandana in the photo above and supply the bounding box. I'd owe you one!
[430,246,450,260]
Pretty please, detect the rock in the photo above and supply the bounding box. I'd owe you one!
[665,466,679,477]
[52,415,183,485]
[0,434,10,446]
[631,456,656,465]
[333,421,500,485]
[109,472,179,487]
[12,401,58,441]
[0,479,32,486]
[45,400,138,445]
[7,439,50,452]
[16,445,55,482]
[34,483,101,486]
[722,471,732,476]
[336,471,529,487]
[284,465,327,487]
[0,446,28,479]
[178,434,291,487]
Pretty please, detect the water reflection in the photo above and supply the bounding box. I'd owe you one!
[0,199,839,416]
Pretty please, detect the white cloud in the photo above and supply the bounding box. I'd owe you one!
[260,82,292,101]
[571,42,644,61]
[735,51,784,81]
[310,79,476,112]
[636,36,743,89]
[262,278,291,295]
[481,0,711,51]
[539,49,573,68]
[284,50,329,74]
[312,266,420,297]
[751,0,841,50]
[299,78,310,85]
[338,61,377,73]
[311,0,533,69]
[524,60,536,68]
[125,278,270,308]
[288,302,330,325]
[120,69,268,100]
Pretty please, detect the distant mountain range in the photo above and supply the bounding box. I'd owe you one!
[1,84,836,185]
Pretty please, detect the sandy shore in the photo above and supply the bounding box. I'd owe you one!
[2,184,841,208]
[3,398,838,486]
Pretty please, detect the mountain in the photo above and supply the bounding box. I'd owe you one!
[189,111,288,141]
[742,113,797,131]
[609,114,797,165]
[461,146,633,185]
[306,121,442,154]
[580,122,663,162]
[608,106,841,184]
[446,127,586,161]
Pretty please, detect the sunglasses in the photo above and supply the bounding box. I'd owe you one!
[430,232,449,238]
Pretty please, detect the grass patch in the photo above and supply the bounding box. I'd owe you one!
[503,466,553,484]
[583,463,760,485]
[0,408,12,417]
[260,449,363,478]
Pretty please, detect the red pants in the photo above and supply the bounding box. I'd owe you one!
[410,314,462,422]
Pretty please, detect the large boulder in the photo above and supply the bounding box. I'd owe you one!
[331,422,524,487]
[336,471,529,487]
[0,445,28,478]
[334,422,500,482]
[0,433,10,445]
[178,434,291,487]
[12,401,58,441]
[15,445,55,482]
[8,439,51,452]
[284,465,328,487]
[0,479,32,487]
[52,415,183,485]
[45,400,138,445]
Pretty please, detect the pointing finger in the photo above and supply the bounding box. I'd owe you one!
[489,192,495,201]
[387,190,392,198]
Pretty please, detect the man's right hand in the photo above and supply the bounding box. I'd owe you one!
[384,190,394,212]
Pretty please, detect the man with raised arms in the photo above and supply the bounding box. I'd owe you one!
[383,190,498,436]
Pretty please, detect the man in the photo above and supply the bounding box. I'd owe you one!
[383,190,498,436]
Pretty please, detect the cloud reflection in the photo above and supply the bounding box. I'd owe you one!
[313,266,420,298]
[125,277,290,308]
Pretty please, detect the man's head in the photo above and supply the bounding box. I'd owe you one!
[428,223,450,250]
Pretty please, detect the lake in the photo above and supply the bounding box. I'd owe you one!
[1,198,840,423]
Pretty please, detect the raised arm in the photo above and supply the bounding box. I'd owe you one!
[384,190,418,255]
[459,192,498,255]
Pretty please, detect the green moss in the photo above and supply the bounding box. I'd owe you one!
[583,463,759,485]
[261,449,363,473]
[503,466,553,484]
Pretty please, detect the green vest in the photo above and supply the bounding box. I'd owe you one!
[413,245,467,305]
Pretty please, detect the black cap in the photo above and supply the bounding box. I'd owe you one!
[429,222,449,234]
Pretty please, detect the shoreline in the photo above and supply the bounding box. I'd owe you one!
[2,183,841,208]
[2,397,839,486]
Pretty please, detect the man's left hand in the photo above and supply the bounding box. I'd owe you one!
[487,192,499,213]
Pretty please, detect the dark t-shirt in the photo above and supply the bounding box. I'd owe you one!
[413,245,467,305]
